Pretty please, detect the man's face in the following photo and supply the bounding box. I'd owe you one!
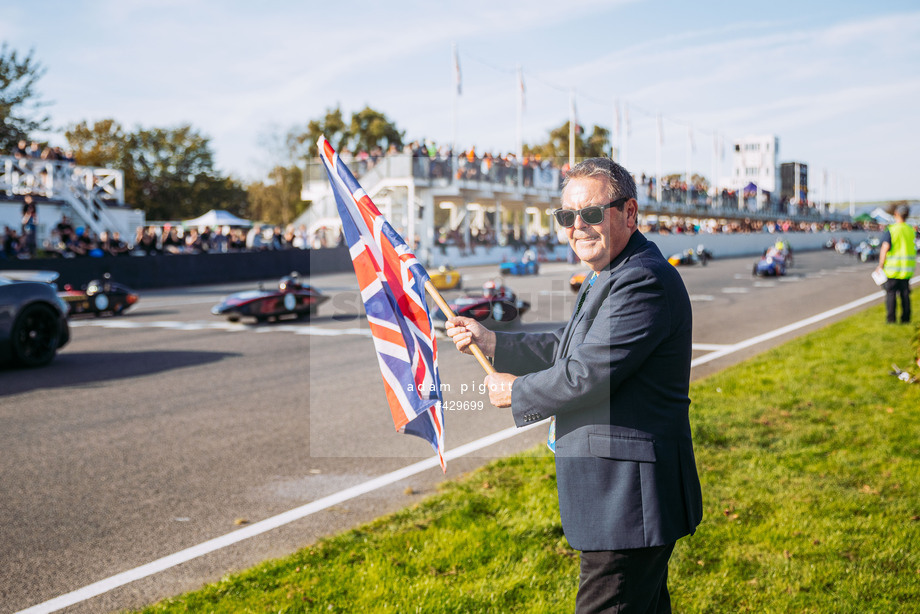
[562,176,637,272]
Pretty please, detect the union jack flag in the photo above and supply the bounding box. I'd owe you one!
[318,137,446,472]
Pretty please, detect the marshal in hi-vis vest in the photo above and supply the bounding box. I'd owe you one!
[883,222,917,280]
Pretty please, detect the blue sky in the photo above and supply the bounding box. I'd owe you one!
[2,0,917,202]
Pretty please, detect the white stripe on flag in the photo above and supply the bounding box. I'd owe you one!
[328,156,385,272]
[366,314,402,333]
[371,337,413,363]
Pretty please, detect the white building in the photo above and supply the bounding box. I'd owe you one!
[731,135,779,208]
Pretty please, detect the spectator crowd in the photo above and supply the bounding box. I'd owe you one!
[0,220,324,260]
[2,138,884,262]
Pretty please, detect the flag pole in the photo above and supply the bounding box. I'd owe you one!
[424,281,496,375]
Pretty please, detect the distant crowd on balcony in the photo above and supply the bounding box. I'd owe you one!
[1,141,79,200]
[7,140,76,164]
[335,139,566,189]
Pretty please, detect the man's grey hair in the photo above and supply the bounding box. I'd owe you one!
[562,157,638,203]
[895,203,910,219]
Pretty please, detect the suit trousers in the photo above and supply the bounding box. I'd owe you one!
[884,278,911,323]
[575,542,675,614]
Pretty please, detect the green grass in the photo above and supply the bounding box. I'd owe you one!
[136,297,920,613]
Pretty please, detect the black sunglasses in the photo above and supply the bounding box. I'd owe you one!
[552,197,629,228]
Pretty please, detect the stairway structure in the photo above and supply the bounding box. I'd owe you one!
[0,155,142,241]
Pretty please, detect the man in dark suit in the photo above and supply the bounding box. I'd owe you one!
[447,157,702,613]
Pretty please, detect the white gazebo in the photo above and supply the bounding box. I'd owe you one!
[183,209,252,228]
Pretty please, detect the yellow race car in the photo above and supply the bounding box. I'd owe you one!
[429,265,463,290]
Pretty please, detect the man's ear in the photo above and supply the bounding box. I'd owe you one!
[627,199,639,228]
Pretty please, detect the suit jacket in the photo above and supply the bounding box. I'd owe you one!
[493,231,703,551]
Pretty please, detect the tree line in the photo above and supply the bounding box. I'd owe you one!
[1,43,612,225]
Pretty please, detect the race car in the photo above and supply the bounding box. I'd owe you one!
[752,245,788,277]
[432,280,530,330]
[58,273,139,316]
[569,272,589,293]
[0,270,70,368]
[668,245,712,267]
[211,272,329,323]
[429,265,463,290]
[854,238,881,263]
[499,250,539,276]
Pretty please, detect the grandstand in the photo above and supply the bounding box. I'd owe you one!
[0,154,144,249]
[297,151,854,266]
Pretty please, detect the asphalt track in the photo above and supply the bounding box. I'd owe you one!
[0,248,904,613]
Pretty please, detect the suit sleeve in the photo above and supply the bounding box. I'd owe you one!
[508,265,672,426]
[493,328,563,376]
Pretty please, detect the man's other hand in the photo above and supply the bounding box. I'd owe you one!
[484,372,516,408]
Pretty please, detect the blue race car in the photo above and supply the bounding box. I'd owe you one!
[752,247,788,277]
[499,250,540,276]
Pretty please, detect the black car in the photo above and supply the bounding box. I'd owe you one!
[59,273,140,316]
[0,271,71,367]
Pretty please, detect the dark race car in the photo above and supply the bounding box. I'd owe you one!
[59,273,139,317]
[212,272,329,323]
[668,245,712,267]
[0,270,71,368]
[432,280,530,331]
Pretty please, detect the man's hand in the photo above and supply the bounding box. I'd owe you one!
[485,372,516,408]
[445,316,496,358]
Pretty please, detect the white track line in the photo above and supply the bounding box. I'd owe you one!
[18,282,911,614]
[690,279,917,368]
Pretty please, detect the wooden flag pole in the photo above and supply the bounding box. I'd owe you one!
[424,280,496,375]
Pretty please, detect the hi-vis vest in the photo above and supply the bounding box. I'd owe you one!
[883,222,917,280]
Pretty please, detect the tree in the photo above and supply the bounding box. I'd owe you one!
[65,120,246,220]
[65,119,128,168]
[284,105,404,161]
[524,121,609,165]
[0,43,51,151]
[190,174,249,220]
[347,106,404,155]
[293,106,349,161]
[124,125,223,219]
[245,165,305,225]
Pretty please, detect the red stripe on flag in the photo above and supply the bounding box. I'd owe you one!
[368,320,407,347]
[352,249,379,289]
[383,380,409,430]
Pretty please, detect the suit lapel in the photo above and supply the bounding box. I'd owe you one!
[557,232,647,359]
[558,270,608,358]
[556,279,591,359]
